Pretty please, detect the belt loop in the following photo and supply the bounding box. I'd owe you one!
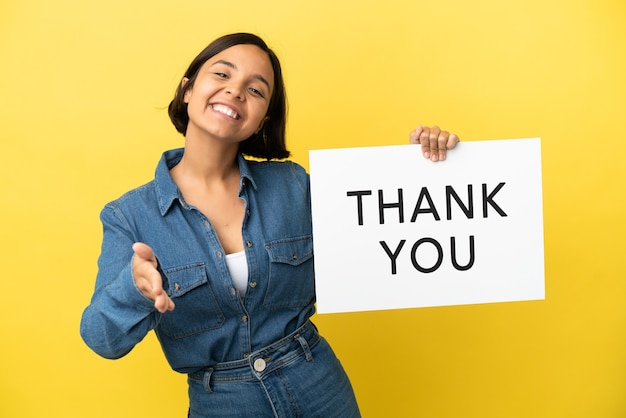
[203,368,214,394]
[294,333,313,362]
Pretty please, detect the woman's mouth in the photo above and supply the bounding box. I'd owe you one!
[211,104,240,120]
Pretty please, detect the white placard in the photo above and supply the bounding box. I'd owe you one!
[309,138,544,314]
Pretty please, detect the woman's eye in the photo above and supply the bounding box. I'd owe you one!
[214,72,227,78]
[249,87,264,97]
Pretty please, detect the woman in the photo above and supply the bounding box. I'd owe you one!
[80,32,459,418]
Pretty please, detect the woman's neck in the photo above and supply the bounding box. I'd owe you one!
[173,135,240,184]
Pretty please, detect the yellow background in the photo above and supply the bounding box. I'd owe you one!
[1,0,625,417]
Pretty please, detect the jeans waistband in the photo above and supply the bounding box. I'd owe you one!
[188,320,319,385]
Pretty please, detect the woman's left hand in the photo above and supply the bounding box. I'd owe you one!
[409,125,460,162]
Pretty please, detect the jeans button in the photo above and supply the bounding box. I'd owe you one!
[253,358,266,372]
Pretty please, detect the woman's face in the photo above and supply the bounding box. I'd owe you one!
[183,44,274,144]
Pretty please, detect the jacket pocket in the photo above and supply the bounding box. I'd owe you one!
[263,235,315,310]
[158,262,225,339]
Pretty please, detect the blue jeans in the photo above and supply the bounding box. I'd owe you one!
[187,321,361,418]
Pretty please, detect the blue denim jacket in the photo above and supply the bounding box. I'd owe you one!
[80,148,316,373]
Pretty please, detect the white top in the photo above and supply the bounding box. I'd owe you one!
[225,251,249,297]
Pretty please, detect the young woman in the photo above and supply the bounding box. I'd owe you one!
[80,32,459,418]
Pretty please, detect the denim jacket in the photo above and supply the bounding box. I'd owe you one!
[80,148,316,373]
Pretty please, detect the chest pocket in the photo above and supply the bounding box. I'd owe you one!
[157,263,225,339]
[263,236,315,310]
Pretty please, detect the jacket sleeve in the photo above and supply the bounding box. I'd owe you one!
[79,204,161,359]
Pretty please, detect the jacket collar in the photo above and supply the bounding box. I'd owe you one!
[154,148,257,216]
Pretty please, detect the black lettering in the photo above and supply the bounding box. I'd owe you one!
[380,240,406,275]
[446,185,473,220]
[378,189,404,224]
[346,190,372,226]
[410,238,443,273]
[450,235,475,271]
[482,183,507,218]
[410,187,441,221]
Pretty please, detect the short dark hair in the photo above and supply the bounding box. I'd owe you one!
[168,33,289,160]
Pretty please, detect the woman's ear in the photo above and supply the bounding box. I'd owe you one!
[181,77,191,103]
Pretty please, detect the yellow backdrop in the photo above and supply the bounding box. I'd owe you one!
[1,0,625,417]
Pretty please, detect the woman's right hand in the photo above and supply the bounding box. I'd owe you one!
[132,242,175,313]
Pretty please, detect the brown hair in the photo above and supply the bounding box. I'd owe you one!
[168,33,289,159]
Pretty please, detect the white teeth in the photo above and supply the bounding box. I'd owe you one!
[212,104,239,119]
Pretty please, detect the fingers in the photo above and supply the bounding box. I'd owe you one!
[427,126,442,161]
[150,274,175,313]
[446,133,460,150]
[412,125,461,162]
[154,292,176,313]
[409,125,424,144]
[132,242,156,265]
[132,242,175,313]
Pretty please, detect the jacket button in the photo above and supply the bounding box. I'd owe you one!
[250,281,257,288]
[246,241,253,248]
[242,315,248,322]
[253,358,266,372]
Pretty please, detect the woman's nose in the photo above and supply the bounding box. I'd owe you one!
[226,83,244,100]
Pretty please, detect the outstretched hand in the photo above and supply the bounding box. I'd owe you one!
[409,125,460,162]
[132,242,175,313]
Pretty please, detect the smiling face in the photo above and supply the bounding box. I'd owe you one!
[182,44,275,145]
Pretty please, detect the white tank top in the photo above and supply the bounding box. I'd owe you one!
[225,251,249,297]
